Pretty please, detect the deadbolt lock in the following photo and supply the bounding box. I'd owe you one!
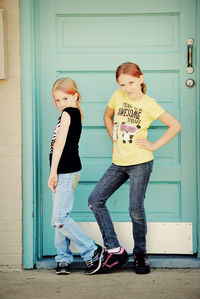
[185,78,195,88]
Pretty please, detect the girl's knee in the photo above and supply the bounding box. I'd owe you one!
[129,209,145,222]
[54,224,64,229]
[88,195,101,212]
[88,197,95,211]
[52,212,70,228]
[88,193,96,207]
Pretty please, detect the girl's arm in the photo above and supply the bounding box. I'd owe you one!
[104,106,115,143]
[136,111,182,151]
[48,112,70,192]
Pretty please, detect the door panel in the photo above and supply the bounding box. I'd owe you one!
[56,14,179,52]
[39,0,197,256]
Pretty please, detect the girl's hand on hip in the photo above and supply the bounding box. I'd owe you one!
[135,138,157,151]
[48,173,58,193]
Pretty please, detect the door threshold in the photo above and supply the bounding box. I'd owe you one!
[35,255,200,270]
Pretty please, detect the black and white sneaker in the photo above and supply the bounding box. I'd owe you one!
[100,247,129,273]
[133,253,150,274]
[85,244,103,275]
[56,262,71,275]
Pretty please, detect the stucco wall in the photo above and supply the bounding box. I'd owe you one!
[0,0,22,268]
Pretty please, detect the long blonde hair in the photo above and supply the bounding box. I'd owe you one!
[116,62,146,94]
[52,78,84,121]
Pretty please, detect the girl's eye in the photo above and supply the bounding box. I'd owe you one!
[64,97,68,101]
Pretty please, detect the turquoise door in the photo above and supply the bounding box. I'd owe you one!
[38,0,197,256]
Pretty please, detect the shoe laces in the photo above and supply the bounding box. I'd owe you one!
[86,247,101,268]
[134,254,148,267]
[144,256,148,265]
[86,254,98,268]
[58,262,68,267]
[86,259,94,268]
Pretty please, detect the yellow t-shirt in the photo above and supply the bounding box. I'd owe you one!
[107,89,165,166]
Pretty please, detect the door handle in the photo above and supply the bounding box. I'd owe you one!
[186,39,194,74]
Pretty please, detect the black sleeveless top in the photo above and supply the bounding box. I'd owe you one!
[49,107,82,174]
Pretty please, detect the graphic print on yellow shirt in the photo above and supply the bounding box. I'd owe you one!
[108,89,165,166]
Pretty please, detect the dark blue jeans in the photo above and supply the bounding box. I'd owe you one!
[88,160,153,254]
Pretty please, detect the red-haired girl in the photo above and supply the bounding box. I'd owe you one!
[88,63,181,274]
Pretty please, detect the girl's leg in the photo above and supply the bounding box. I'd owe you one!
[52,172,96,262]
[88,164,129,249]
[54,230,73,264]
[127,160,153,254]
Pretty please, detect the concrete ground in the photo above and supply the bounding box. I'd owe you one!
[0,268,200,299]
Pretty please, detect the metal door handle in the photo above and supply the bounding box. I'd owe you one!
[186,39,194,74]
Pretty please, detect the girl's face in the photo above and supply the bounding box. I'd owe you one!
[54,90,78,111]
[117,74,144,99]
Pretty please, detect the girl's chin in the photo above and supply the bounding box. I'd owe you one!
[61,106,68,111]
[127,93,135,98]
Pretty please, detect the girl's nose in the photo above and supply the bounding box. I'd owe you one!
[126,86,132,92]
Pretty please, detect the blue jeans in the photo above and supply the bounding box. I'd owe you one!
[52,172,96,263]
[88,160,153,254]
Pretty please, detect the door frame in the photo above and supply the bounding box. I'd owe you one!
[20,0,200,269]
[20,0,42,268]
[197,0,200,259]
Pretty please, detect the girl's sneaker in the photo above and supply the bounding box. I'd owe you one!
[56,262,71,275]
[133,254,150,274]
[100,247,129,273]
[85,244,103,275]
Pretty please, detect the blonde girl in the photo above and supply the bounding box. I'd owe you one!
[48,78,102,275]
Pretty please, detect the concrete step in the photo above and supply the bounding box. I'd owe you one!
[36,255,200,269]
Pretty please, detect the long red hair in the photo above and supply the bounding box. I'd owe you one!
[116,62,146,94]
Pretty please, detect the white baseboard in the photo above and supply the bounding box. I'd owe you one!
[70,222,193,254]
